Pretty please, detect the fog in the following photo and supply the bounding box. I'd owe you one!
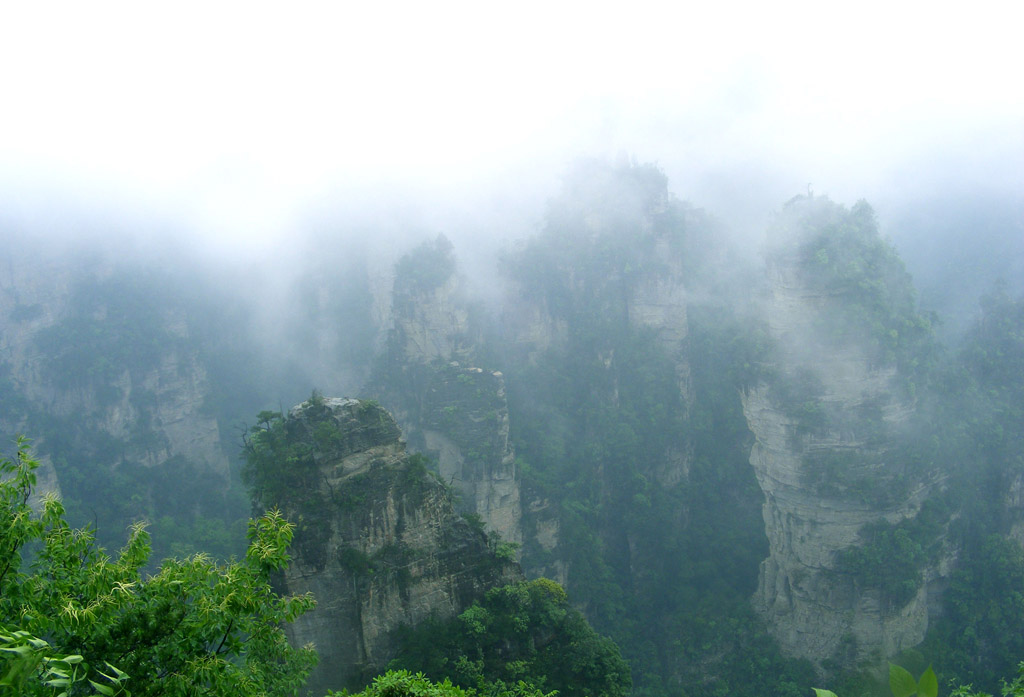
[3,7,1024,688]
[1,2,1021,313]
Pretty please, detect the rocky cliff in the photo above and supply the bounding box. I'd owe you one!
[500,161,695,588]
[417,364,521,544]
[0,245,230,496]
[376,236,522,545]
[257,397,520,695]
[743,196,946,666]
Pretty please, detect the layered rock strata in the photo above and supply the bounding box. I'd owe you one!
[743,199,942,665]
[0,250,229,492]
[273,397,520,694]
[381,240,522,544]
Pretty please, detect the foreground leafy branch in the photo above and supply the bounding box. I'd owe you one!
[816,661,1024,697]
[0,437,317,696]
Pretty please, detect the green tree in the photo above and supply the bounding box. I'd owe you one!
[392,579,631,697]
[0,437,317,696]
[951,662,1024,697]
[330,669,553,697]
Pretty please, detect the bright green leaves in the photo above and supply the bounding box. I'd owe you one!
[890,663,921,697]
[0,627,129,697]
[918,666,939,697]
[0,437,42,596]
[815,663,939,697]
[245,508,298,574]
[889,664,938,697]
[0,438,317,697]
[330,669,555,697]
[0,628,49,693]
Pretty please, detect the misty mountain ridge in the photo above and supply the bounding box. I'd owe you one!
[1,158,1022,696]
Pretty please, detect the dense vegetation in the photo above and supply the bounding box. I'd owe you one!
[908,290,1024,693]
[2,161,1023,696]
[393,579,631,697]
[0,439,317,696]
[769,196,936,378]
[331,669,552,697]
[498,161,817,697]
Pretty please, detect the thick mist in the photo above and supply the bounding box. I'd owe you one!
[2,7,1023,695]
[2,4,1021,301]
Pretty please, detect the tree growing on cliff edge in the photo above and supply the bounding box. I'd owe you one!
[0,437,317,697]
[391,578,631,697]
[329,669,554,697]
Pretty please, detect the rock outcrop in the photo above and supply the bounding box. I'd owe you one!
[743,197,944,666]
[270,397,521,695]
[418,364,521,544]
[378,236,522,545]
[625,237,691,410]
[0,246,231,512]
[500,161,695,580]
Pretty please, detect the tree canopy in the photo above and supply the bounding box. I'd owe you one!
[0,438,317,696]
[392,578,631,697]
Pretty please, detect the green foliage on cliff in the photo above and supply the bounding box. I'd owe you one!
[0,438,317,696]
[832,498,949,608]
[759,198,951,508]
[33,273,184,399]
[395,235,457,294]
[392,578,631,697]
[332,669,554,697]
[772,196,936,379]
[502,161,815,697]
[242,395,449,577]
[242,392,345,570]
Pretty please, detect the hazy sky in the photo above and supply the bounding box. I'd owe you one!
[1,1,1021,248]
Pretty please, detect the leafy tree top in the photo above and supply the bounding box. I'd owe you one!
[394,235,458,295]
[0,437,317,697]
[767,195,936,376]
[392,578,630,697]
[330,669,553,697]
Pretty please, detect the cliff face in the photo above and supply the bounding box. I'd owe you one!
[501,163,695,588]
[743,377,933,663]
[378,237,522,545]
[418,365,521,544]
[268,398,520,695]
[743,197,945,666]
[0,247,236,527]
[625,237,691,415]
[0,251,229,482]
[392,273,472,364]
[0,246,78,497]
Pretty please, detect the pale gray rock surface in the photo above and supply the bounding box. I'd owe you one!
[274,398,520,695]
[743,204,945,666]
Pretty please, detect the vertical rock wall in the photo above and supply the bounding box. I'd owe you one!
[272,398,520,694]
[0,246,229,491]
[742,200,944,666]
[379,240,523,545]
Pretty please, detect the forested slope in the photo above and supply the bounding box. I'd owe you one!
[1,161,1023,696]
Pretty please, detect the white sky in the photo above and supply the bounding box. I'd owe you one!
[1,1,1021,244]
